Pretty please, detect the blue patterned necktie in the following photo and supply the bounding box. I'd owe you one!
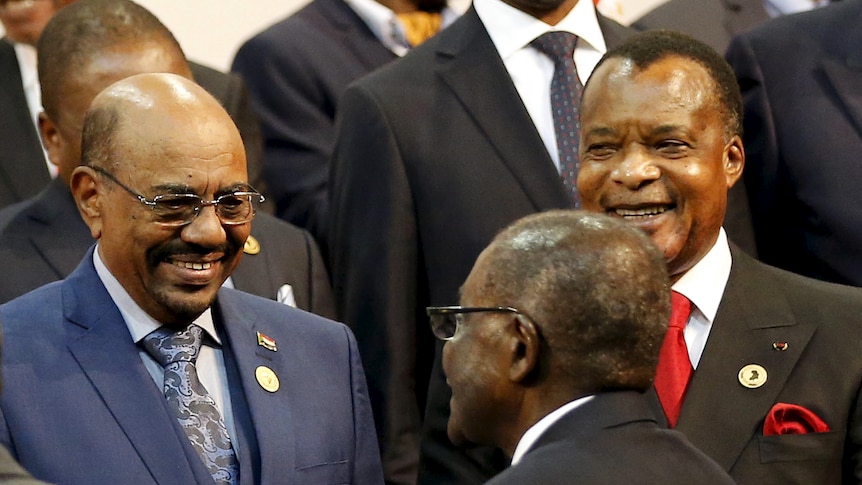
[531,31,583,207]
[143,324,239,484]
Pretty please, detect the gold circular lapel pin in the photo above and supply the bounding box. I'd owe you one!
[738,364,767,389]
[244,235,261,255]
[255,366,280,393]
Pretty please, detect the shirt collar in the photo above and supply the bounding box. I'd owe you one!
[13,42,38,91]
[671,228,732,324]
[344,0,465,56]
[510,395,595,465]
[92,245,221,345]
[473,0,605,60]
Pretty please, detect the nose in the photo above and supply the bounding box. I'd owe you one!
[181,204,226,247]
[610,148,661,190]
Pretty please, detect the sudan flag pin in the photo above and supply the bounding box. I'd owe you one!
[256,331,277,352]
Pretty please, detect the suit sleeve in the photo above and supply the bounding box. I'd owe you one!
[232,33,333,242]
[329,84,424,484]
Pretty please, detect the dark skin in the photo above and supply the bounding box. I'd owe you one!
[503,0,579,26]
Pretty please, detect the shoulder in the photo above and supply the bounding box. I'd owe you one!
[0,281,66,340]
[0,198,32,233]
[732,1,857,52]
[250,212,311,245]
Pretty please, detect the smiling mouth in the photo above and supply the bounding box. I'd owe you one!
[169,260,214,271]
[610,205,673,218]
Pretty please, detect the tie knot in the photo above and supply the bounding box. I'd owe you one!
[531,31,578,63]
[142,324,204,367]
[670,291,692,330]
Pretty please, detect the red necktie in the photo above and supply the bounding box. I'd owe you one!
[654,291,693,428]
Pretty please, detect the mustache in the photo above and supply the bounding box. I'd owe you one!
[148,239,239,263]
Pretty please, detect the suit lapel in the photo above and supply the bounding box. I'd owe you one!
[434,8,571,212]
[26,179,95,278]
[676,249,816,471]
[63,254,203,484]
[818,9,862,140]
[0,38,50,203]
[217,290,295,483]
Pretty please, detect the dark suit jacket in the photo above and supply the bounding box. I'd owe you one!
[232,0,397,242]
[726,1,862,287]
[0,178,335,320]
[633,0,769,53]
[0,40,266,210]
[329,7,632,484]
[0,252,383,484]
[646,247,862,484]
[486,392,734,485]
[0,38,49,210]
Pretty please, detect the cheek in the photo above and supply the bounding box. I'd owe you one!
[575,164,606,208]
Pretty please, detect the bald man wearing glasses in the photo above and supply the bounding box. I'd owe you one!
[0,72,383,485]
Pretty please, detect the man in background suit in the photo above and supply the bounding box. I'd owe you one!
[329,0,632,482]
[232,0,463,243]
[0,0,335,318]
[725,0,862,287]
[578,30,862,483]
[632,0,833,54]
[435,210,734,485]
[0,0,265,211]
[0,72,383,485]
[0,0,72,208]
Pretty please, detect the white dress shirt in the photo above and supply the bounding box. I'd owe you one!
[510,395,595,465]
[93,246,238,449]
[344,0,465,56]
[672,228,732,369]
[474,0,606,171]
[12,42,55,177]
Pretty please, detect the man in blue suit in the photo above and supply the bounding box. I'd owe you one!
[0,72,383,485]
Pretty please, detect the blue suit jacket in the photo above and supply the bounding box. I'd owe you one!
[0,249,383,485]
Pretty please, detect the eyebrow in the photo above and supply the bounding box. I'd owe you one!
[150,182,253,196]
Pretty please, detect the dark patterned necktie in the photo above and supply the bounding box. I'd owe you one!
[143,324,239,484]
[531,31,583,207]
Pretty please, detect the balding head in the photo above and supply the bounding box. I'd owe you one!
[442,210,671,455]
[72,73,253,327]
[36,0,191,185]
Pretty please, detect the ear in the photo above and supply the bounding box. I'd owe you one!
[507,315,541,384]
[70,166,104,239]
[38,112,62,169]
[723,134,745,188]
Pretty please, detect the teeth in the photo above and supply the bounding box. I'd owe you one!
[615,207,667,217]
[171,260,213,270]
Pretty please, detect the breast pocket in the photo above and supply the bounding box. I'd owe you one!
[758,431,844,463]
[295,460,350,485]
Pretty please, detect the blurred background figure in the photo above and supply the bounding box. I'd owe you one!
[632,0,834,53]
[726,0,862,287]
[231,0,467,244]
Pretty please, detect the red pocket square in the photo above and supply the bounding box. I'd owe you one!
[763,403,829,436]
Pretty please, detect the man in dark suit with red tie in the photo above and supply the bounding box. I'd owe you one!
[577,30,862,483]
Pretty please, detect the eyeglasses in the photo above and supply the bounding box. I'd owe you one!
[426,306,536,340]
[89,165,265,226]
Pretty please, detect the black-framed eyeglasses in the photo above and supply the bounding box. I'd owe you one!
[89,165,265,227]
[426,306,536,340]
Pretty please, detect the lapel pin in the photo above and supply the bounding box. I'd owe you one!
[244,235,261,255]
[772,342,789,351]
[256,331,277,352]
[738,364,768,389]
[255,366,280,393]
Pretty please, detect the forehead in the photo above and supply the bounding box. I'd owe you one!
[582,56,719,123]
[111,103,247,189]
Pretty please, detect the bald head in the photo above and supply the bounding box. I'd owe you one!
[82,73,244,174]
